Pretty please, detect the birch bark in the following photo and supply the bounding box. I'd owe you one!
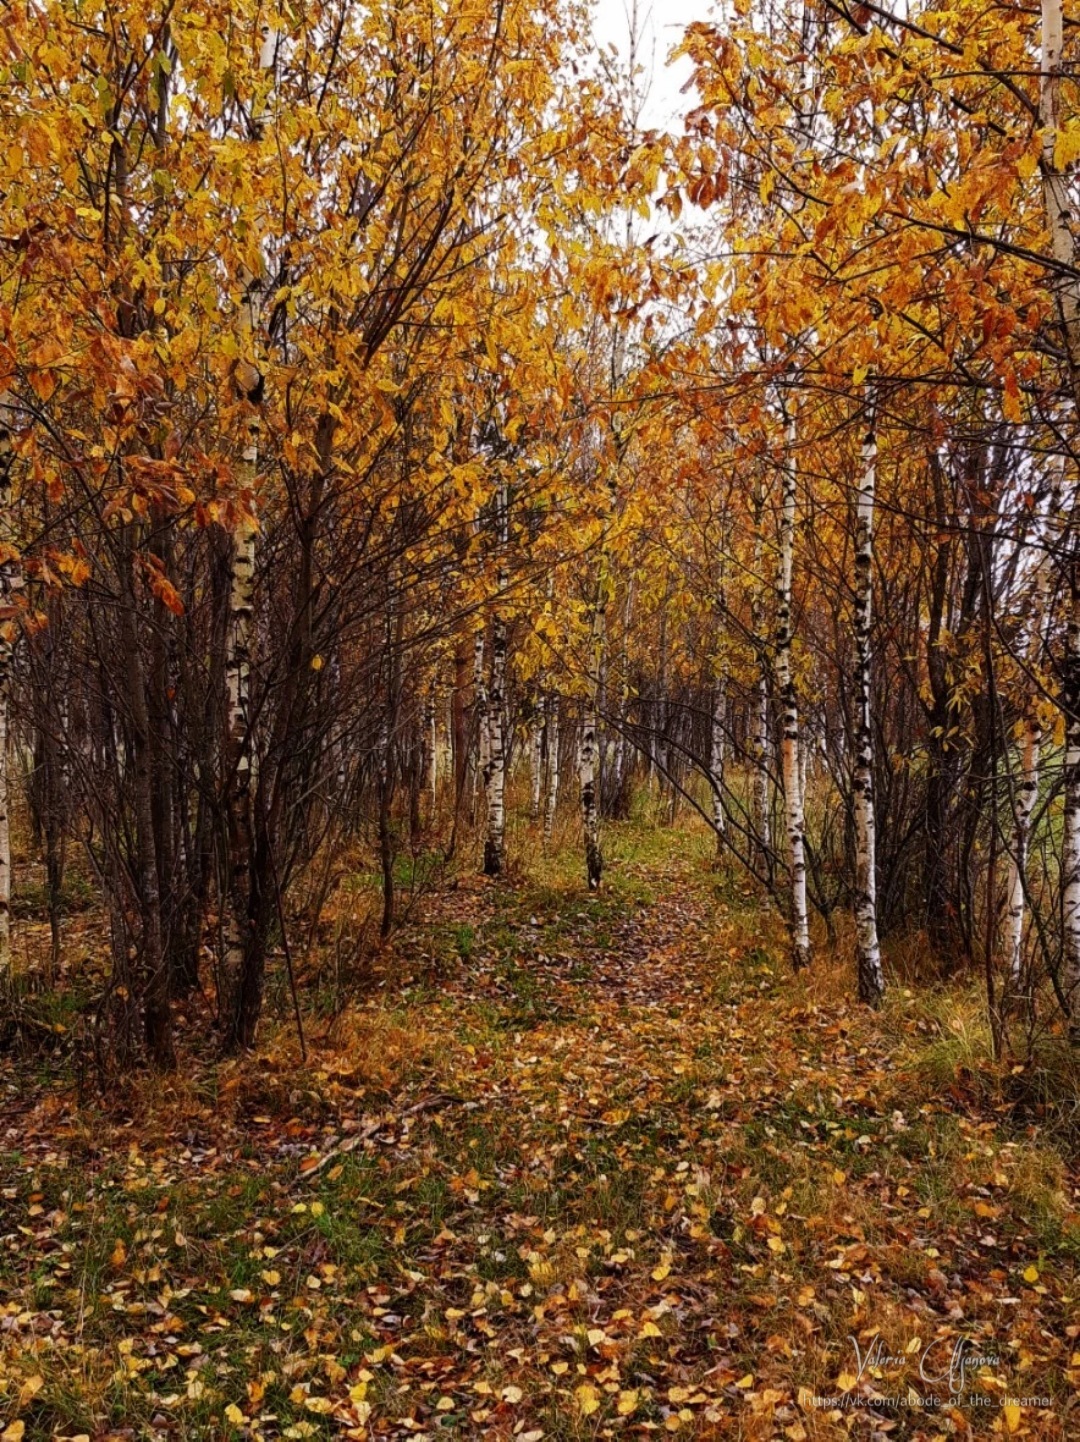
[581,574,606,890]
[483,478,508,876]
[751,479,772,867]
[530,696,544,821]
[776,405,810,967]
[221,263,263,1048]
[544,693,560,846]
[1040,0,1080,1035]
[1007,471,1058,992]
[853,409,885,1006]
[0,394,18,976]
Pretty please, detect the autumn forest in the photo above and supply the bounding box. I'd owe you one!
[0,0,1078,1437]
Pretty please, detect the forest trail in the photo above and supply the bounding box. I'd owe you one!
[1,824,1077,1440]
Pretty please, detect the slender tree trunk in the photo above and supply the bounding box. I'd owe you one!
[0,396,16,977]
[221,368,259,1049]
[710,674,727,854]
[1062,550,1080,1038]
[751,479,772,869]
[427,687,437,816]
[1039,6,1080,1035]
[483,479,508,875]
[473,627,488,822]
[483,616,506,875]
[530,696,544,821]
[1040,0,1080,405]
[120,526,176,1067]
[853,410,885,1007]
[581,576,605,890]
[777,406,810,968]
[1006,719,1038,990]
[1008,475,1059,997]
[544,692,560,846]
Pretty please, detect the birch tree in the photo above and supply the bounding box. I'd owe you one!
[483,477,509,877]
[751,477,772,869]
[581,573,606,891]
[544,693,560,846]
[776,399,810,968]
[0,394,18,976]
[853,405,885,1007]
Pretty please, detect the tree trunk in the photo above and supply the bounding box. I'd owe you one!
[530,696,544,821]
[853,410,885,1007]
[1062,552,1080,1039]
[483,478,509,876]
[0,396,16,976]
[120,527,175,1068]
[751,479,772,870]
[581,575,605,890]
[544,693,560,846]
[710,675,727,855]
[777,405,810,968]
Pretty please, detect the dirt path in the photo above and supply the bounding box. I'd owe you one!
[0,833,1076,1439]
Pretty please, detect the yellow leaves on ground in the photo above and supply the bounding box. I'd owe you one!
[575,1381,601,1415]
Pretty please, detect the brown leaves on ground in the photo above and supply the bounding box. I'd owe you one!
[1,830,1077,1439]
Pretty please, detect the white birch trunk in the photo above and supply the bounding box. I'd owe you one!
[1007,472,1059,993]
[0,394,16,975]
[1040,0,1080,1036]
[544,693,560,846]
[483,478,508,876]
[530,696,544,821]
[751,481,771,864]
[1008,719,1039,988]
[853,414,885,1006]
[223,260,262,1027]
[1063,565,1080,1037]
[1040,0,1080,398]
[777,408,810,967]
[473,627,488,813]
[710,675,727,850]
[581,577,605,889]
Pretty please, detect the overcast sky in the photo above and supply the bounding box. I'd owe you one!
[590,0,708,132]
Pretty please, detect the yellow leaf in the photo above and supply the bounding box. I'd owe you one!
[837,1372,858,1392]
[833,1169,846,1185]
[304,1395,334,1414]
[735,1373,754,1388]
[16,1377,43,1408]
[224,1404,246,1425]
[1003,1402,1022,1433]
[617,1389,639,1414]
[261,1269,280,1286]
[502,1385,523,1404]
[1022,1265,1039,1283]
[2,1423,26,1442]
[639,1319,662,1337]
[110,1238,127,1268]
[576,1382,601,1416]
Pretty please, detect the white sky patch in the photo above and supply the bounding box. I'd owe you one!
[590,0,708,133]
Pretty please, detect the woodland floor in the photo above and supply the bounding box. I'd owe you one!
[0,818,1078,1441]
